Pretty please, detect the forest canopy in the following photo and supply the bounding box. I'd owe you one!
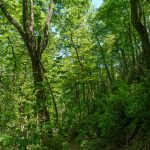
[0,0,150,149]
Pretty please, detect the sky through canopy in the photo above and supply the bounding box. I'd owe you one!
[92,0,103,8]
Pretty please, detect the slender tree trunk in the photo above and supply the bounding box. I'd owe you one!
[120,48,129,76]
[45,76,59,126]
[96,36,112,84]
[128,23,136,66]
[82,81,86,109]
[7,38,17,84]
[75,77,82,118]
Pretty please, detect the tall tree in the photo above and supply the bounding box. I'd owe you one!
[0,0,54,147]
[130,0,150,69]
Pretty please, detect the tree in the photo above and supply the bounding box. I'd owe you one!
[0,0,54,147]
[130,0,150,70]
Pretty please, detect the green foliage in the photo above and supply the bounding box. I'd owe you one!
[0,0,150,149]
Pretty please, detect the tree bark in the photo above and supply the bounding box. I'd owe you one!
[130,0,150,70]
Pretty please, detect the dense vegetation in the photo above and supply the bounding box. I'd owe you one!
[0,0,150,149]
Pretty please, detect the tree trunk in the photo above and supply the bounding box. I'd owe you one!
[31,56,49,123]
[96,36,112,84]
[30,52,52,148]
[130,0,150,69]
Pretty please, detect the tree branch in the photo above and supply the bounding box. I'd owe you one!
[30,0,34,35]
[23,0,29,34]
[0,0,25,39]
[70,32,83,67]
[130,0,146,34]
[41,0,54,53]
[0,0,34,57]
